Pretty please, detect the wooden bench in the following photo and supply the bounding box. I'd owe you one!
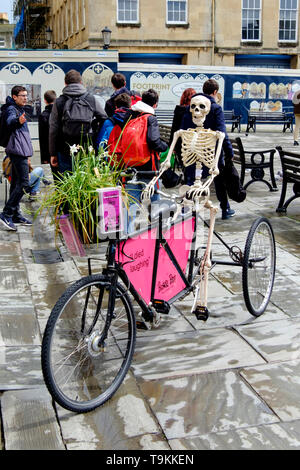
[230,137,278,191]
[276,146,300,212]
[224,110,241,133]
[246,111,293,133]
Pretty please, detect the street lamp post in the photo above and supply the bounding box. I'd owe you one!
[45,26,60,49]
[101,26,112,50]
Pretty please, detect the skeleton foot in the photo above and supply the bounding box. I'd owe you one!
[193,305,210,322]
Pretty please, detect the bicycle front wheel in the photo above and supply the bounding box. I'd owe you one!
[41,274,136,413]
[242,217,276,317]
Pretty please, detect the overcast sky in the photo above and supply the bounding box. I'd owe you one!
[1,0,14,23]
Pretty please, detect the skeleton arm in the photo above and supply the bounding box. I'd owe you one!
[141,130,182,202]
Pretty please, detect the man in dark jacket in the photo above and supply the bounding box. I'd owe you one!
[38,90,56,164]
[49,69,107,173]
[181,79,235,220]
[105,72,141,117]
[0,86,33,231]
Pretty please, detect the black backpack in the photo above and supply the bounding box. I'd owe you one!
[61,92,95,142]
[0,106,10,148]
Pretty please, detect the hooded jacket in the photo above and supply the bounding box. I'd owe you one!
[1,96,32,155]
[2,95,30,134]
[49,83,107,156]
[181,93,234,165]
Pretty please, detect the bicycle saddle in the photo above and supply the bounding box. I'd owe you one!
[149,199,177,221]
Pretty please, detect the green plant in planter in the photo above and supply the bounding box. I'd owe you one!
[35,144,129,244]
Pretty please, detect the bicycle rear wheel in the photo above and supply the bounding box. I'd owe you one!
[41,274,136,413]
[242,217,276,317]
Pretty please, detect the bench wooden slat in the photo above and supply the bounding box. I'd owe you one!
[276,146,300,212]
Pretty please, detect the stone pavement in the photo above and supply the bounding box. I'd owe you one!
[1,127,300,450]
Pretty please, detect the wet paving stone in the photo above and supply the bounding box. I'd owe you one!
[131,329,266,380]
[169,421,300,450]
[0,294,40,346]
[0,269,30,294]
[138,370,278,439]
[240,361,300,421]
[235,318,300,362]
[25,260,80,287]
[56,371,168,450]
[1,388,65,450]
[0,346,43,390]
[178,294,287,330]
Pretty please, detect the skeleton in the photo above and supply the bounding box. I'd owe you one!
[142,95,225,321]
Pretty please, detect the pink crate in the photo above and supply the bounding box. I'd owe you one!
[57,215,86,257]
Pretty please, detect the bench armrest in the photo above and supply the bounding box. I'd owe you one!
[244,148,276,156]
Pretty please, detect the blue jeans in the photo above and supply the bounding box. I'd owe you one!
[29,167,44,193]
[3,154,30,218]
[57,152,72,174]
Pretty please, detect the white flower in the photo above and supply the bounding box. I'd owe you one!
[88,145,94,154]
[70,144,79,156]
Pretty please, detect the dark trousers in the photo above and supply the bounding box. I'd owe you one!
[184,163,229,211]
[3,154,30,218]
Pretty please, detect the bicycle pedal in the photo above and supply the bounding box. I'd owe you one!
[193,306,210,322]
[136,312,152,330]
[136,319,152,330]
[152,299,170,314]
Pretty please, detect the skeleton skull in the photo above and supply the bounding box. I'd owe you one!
[190,95,211,127]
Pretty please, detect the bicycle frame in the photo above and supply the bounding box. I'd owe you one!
[88,210,199,324]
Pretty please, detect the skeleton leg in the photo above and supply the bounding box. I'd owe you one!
[193,204,218,321]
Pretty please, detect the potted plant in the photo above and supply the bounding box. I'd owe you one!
[35,143,128,246]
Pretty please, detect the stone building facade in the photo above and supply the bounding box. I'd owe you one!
[0,13,14,49]
[47,0,300,68]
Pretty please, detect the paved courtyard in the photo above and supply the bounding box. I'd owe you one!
[1,127,300,450]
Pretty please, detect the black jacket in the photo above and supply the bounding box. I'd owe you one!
[38,104,53,163]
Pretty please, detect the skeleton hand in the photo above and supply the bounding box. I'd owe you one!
[141,181,156,202]
[187,186,209,202]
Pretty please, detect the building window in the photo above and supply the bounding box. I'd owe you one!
[242,0,261,41]
[0,37,5,48]
[167,0,187,24]
[75,0,79,31]
[81,0,86,28]
[117,0,139,23]
[279,0,298,42]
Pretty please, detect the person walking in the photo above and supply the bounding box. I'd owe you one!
[49,69,107,174]
[0,86,33,231]
[38,89,56,164]
[293,89,300,146]
[181,79,236,220]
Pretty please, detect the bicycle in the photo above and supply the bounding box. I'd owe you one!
[41,170,276,413]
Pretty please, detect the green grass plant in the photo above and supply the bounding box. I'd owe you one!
[35,144,127,244]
